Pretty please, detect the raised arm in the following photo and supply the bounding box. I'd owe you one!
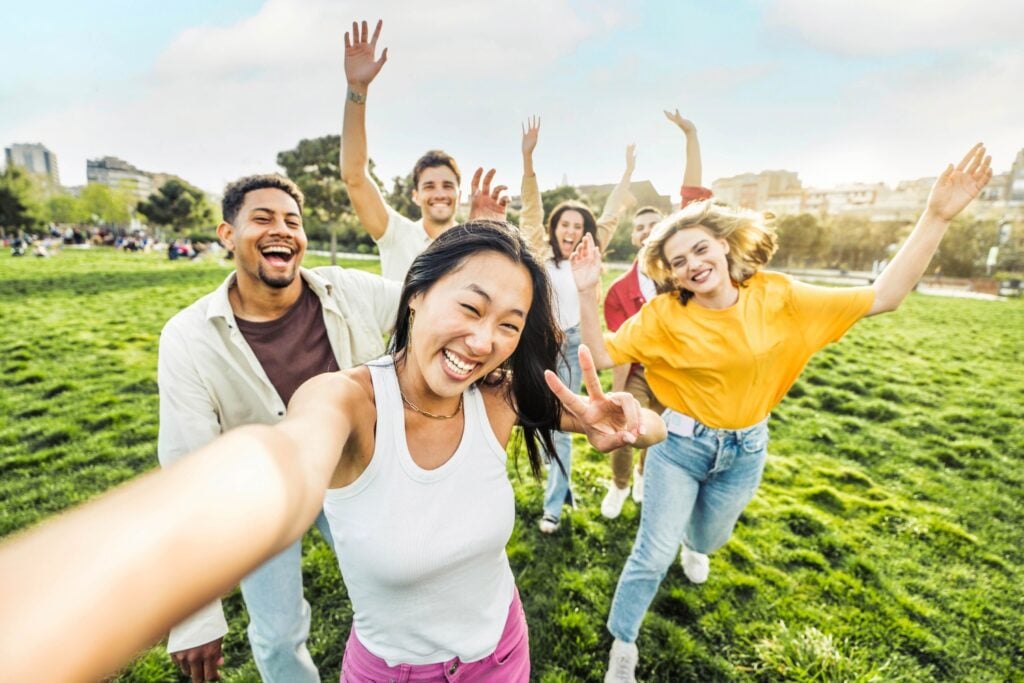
[868,143,991,316]
[571,233,616,369]
[545,344,666,450]
[0,375,361,683]
[594,144,637,250]
[664,109,702,187]
[341,19,390,240]
[519,116,550,257]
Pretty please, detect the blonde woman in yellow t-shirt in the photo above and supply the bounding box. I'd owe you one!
[571,143,993,683]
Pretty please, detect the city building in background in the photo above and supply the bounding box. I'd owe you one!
[86,156,153,200]
[4,143,60,186]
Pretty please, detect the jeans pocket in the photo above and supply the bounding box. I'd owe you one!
[491,626,527,666]
[741,428,769,455]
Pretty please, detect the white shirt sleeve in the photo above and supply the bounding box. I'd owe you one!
[157,321,231,650]
[376,207,429,282]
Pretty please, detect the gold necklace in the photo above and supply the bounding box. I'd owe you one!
[399,388,464,420]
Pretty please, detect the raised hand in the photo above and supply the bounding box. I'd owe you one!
[468,168,509,222]
[664,108,696,135]
[570,233,602,292]
[926,143,993,221]
[545,345,645,451]
[522,116,541,157]
[624,143,637,177]
[344,19,388,89]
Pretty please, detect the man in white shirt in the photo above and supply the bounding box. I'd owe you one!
[159,174,399,683]
[340,20,463,281]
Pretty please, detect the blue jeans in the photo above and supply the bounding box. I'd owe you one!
[239,510,335,682]
[543,325,581,522]
[607,415,769,643]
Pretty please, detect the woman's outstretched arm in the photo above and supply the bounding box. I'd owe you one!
[0,373,360,683]
[869,143,992,316]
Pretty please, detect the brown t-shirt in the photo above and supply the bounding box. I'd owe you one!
[235,281,336,406]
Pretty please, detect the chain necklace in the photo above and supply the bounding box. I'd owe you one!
[399,388,464,420]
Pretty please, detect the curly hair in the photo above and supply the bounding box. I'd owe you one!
[222,174,304,225]
[640,200,778,305]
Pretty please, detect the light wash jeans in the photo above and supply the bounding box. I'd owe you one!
[543,325,581,523]
[239,510,335,682]
[607,415,769,643]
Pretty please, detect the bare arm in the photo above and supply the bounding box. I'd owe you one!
[0,375,360,683]
[868,143,991,316]
[665,109,702,186]
[594,144,637,250]
[341,19,390,240]
[518,116,551,257]
[571,233,616,369]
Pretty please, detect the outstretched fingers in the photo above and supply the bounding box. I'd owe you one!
[544,370,588,418]
[577,344,605,404]
[956,142,983,172]
[470,167,483,196]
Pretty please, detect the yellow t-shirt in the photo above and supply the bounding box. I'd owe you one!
[605,271,875,429]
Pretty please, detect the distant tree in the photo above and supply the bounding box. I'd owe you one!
[137,179,214,234]
[277,135,386,254]
[45,194,89,225]
[0,166,45,231]
[80,183,135,227]
[387,171,420,222]
[774,213,827,268]
[541,185,584,219]
[929,216,998,278]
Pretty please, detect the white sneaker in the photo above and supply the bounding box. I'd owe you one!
[631,466,644,503]
[680,546,709,584]
[538,515,560,534]
[604,639,638,683]
[601,483,631,519]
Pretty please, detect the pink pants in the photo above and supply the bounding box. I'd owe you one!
[340,589,530,682]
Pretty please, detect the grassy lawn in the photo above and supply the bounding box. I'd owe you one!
[1,248,1022,682]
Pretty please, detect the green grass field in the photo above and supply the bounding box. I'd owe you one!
[1,249,1022,682]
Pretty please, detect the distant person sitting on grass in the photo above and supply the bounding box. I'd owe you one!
[157,173,400,683]
[569,144,993,683]
[0,220,665,683]
[600,109,712,522]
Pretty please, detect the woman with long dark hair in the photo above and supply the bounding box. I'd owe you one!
[0,220,666,683]
[520,116,638,533]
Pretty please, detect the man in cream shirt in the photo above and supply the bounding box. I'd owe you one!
[158,174,399,682]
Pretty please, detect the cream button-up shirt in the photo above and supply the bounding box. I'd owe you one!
[158,266,399,652]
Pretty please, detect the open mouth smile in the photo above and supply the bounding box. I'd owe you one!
[260,244,295,267]
[442,348,479,379]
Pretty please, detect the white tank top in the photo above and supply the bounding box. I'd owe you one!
[323,357,516,666]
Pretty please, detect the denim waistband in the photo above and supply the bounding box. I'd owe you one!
[671,411,770,440]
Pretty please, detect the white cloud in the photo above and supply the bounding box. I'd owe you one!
[7,0,626,191]
[763,0,1024,57]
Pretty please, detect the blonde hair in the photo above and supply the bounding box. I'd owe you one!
[640,200,778,304]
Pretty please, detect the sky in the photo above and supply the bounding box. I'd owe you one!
[3,0,1022,200]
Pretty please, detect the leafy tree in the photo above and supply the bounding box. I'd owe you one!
[277,135,386,253]
[137,179,215,233]
[775,213,828,268]
[80,183,135,227]
[541,184,584,218]
[928,216,998,278]
[0,166,45,231]
[46,194,90,225]
[387,171,420,222]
